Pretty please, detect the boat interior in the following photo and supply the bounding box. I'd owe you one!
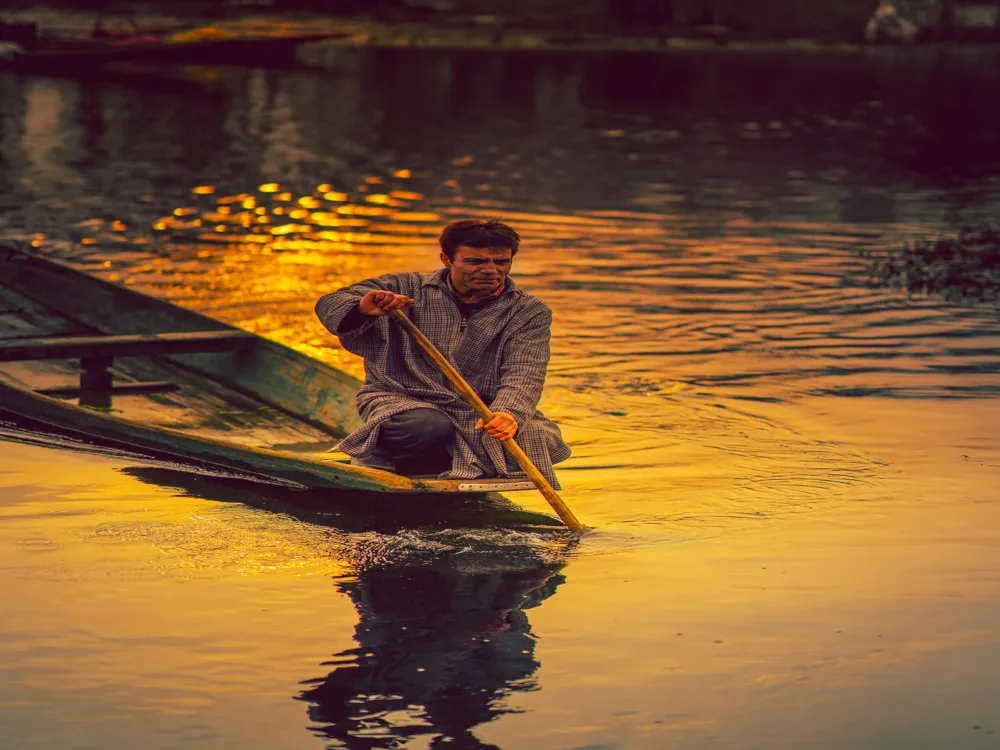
[0,282,343,455]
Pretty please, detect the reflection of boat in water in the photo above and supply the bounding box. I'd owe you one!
[120,460,570,746]
[298,549,567,748]
[0,246,541,501]
[118,465,565,533]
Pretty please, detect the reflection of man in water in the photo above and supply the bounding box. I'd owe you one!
[297,558,565,749]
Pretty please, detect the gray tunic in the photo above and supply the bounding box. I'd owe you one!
[315,269,570,488]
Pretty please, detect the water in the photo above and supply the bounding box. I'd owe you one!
[2,47,1000,749]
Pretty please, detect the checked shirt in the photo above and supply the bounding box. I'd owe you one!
[315,268,570,487]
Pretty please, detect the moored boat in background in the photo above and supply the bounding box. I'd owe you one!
[0,27,349,74]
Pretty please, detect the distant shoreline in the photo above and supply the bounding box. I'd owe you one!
[4,5,1000,59]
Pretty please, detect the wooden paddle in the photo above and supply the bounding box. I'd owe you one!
[389,308,584,532]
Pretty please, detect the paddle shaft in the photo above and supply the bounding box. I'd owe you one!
[389,308,584,532]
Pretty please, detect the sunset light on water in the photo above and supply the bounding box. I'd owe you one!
[2,35,1000,749]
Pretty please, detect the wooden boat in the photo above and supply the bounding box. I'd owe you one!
[0,245,545,501]
[1,32,349,75]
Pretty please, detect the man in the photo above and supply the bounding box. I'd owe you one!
[315,218,570,488]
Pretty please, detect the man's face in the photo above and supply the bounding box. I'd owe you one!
[441,245,513,299]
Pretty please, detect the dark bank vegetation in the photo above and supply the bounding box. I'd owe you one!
[866,224,1000,307]
[9,0,883,42]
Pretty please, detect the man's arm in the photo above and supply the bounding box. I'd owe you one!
[486,304,553,431]
[315,274,415,357]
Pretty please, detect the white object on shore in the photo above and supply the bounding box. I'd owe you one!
[864,0,947,43]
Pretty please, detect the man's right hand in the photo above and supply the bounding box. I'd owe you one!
[359,289,415,316]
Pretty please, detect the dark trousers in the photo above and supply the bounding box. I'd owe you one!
[377,408,454,476]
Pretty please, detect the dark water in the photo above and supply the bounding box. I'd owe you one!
[2,47,1000,749]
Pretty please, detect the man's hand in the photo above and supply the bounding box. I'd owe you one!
[475,411,518,441]
[359,290,415,316]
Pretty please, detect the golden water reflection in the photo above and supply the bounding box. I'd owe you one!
[2,409,999,748]
[0,437,573,748]
[4,52,1000,748]
[53,172,999,532]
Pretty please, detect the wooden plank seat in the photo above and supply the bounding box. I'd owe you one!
[0,330,254,362]
[0,330,254,407]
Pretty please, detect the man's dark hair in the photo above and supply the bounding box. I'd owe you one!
[439,219,520,261]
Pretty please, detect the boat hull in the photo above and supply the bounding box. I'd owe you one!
[0,246,543,497]
[0,375,536,493]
